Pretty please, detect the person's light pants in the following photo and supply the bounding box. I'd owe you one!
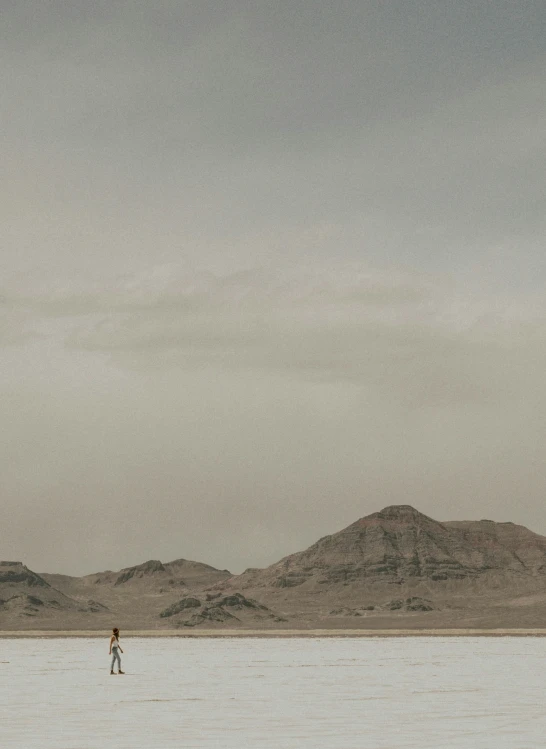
[111,647,121,671]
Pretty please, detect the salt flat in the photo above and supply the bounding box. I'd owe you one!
[1,636,545,748]
[3,627,546,637]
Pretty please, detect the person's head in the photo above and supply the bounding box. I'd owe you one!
[113,628,119,638]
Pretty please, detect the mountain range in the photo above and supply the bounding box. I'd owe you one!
[4,505,546,630]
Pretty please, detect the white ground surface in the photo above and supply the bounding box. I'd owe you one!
[1,636,545,748]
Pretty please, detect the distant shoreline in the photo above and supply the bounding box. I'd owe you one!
[2,628,546,638]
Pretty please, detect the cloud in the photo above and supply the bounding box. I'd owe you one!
[4,262,545,409]
[0,294,44,346]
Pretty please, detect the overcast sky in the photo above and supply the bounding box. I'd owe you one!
[2,0,546,576]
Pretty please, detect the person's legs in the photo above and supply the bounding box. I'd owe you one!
[114,649,122,673]
[110,651,117,673]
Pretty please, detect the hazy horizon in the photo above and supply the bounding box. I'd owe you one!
[3,1,546,576]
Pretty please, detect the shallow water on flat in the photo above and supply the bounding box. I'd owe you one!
[1,636,545,748]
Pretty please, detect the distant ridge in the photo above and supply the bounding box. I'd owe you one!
[4,506,546,630]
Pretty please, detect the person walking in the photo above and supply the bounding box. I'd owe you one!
[109,628,125,674]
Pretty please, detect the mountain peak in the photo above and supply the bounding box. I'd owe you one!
[357,504,439,529]
[115,559,166,585]
[377,505,422,517]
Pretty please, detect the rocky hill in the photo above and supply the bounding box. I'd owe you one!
[230,505,546,588]
[38,558,233,630]
[4,506,546,630]
[45,557,230,593]
[0,561,101,627]
[214,505,546,628]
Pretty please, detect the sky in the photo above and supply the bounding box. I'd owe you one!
[2,0,546,576]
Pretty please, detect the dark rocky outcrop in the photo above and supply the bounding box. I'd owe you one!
[182,605,239,627]
[85,600,109,613]
[385,597,435,612]
[160,597,202,618]
[115,560,166,585]
[160,592,277,628]
[330,607,363,616]
[0,562,48,588]
[215,594,267,610]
